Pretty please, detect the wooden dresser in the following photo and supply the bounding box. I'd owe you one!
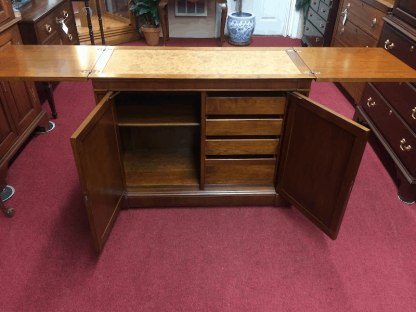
[331,0,395,104]
[354,0,416,203]
[302,0,341,47]
[1,45,416,250]
[0,11,49,217]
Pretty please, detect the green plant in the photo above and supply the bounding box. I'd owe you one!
[130,0,160,27]
[233,0,243,16]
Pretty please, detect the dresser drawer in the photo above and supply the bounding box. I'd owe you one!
[307,8,327,35]
[304,20,324,46]
[206,119,282,136]
[362,83,416,174]
[373,81,416,133]
[36,14,59,44]
[205,139,279,155]
[60,22,78,45]
[206,92,286,115]
[205,158,276,184]
[341,0,385,40]
[311,0,320,13]
[335,17,377,47]
[318,1,330,20]
[379,23,416,72]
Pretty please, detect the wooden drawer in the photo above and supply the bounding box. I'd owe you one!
[308,7,327,35]
[341,0,386,40]
[304,20,325,46]
[373,81,416,133]
[334,17,378,47]
[206,92,286,115]
[318,1,330,20]
[36,14,59,44]
[205,158,276,184]
[361,83,416,174]
[311,0,320,13]
[205,139,279,155]
[60,22,79,45]
[206,119,282,136]
[379,23,416,72]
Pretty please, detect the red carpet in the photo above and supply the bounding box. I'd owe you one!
[1,37,416,311]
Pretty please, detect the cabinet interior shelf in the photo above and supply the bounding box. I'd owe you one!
[123,148,200,187]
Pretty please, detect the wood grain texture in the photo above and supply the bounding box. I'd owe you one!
[205,158,276,184]
[206,95,286,115]
[206,119,282,136]
[205,139,279,155]
[295,47,416,82]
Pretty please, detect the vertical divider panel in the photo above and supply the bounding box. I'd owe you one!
[200,91,206,190]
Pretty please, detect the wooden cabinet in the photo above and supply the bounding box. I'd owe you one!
[0,0,13,26]
[331,0,394,104]
[302,0,341,47]
[354,0,416,203]
[1,45,416,249]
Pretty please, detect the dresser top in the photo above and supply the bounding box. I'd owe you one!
[18,0,68,22]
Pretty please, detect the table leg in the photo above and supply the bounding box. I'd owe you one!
[158,0,168,46]
[218,0,227,47]
[84,0,95,45]
[43,82,57,119]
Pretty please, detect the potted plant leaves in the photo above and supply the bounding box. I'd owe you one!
[130,0,161,46]
[227,0,256,46]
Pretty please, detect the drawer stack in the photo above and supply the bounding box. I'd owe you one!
[203,92,285,186]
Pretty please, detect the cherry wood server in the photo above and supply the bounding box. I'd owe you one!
[353,0,416,203]
[1,45,415,251]
[0,11,49,217]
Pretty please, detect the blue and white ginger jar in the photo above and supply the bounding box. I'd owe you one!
[227,12,256,45]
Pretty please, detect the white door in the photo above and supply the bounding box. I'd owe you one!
[221,0,302,37]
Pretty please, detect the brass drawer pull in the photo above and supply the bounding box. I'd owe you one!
[316,38,320,43]
[68,34,73,41]
[400,139,412,152]
[385,39,395,50]
[340,27,344,35]
[1,81,7,92]
[367,97,376,107]
[411,46,414,52]
[371,18,376,27]
[320,23,325,28]
[63,10,69,18]
[45,24,52,33]
[412,107,416,119]
[313,0,317,4]
[321,8,326,13]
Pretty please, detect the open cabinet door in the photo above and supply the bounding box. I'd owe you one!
[276,93,370,239]
[71,92,125,251]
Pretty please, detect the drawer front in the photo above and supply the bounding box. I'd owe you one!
[205,139,279,155]
[308,8,327,35]
[373,81,416,133]
[379,23,416,72]
[342,0,385,40]
[310,0,320,13]
[335,17,377,47]
[323,0,333,6]
[206,95,286,115]
[318,1,330,20]
[205,159,276,184]
[361,83,416,174]
[36,14,58,44]
[206,119,282,136]
[304,20,325,46]
[60,22,79,45]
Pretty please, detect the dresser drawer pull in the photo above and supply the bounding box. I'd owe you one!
[412,108,416,119]
[384,39,395,50]
[340,27,344,35]
[305,26,309,31]
[321,8,326,13]
[371,18,376,27]
[68,34,73,41]
[411,46,414,52]
[63,10,69,18]
[316,38,320,43]
[313,1,317,4]
[1,82,7,92]
[400,139,412,152]
[45,24,52,33]
[320,23,325,28]
[309,12,313,17]
[367,97,376,107]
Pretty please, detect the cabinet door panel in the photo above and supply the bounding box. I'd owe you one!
[71,91,125,252]
[0,0,13,25]
[0,89,17,159]
[276,92,369,239]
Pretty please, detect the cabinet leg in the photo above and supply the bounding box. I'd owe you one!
[158,1,168,46]
[0,167,14,218]
[396,166,416,204]
[43,82,57,119]
[218,1,227,47]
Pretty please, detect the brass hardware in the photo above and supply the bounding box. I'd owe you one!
[30,89,37,103]
[68,34,73,41]
[411,46,415,52]
[371,18,376,27]
[389,110,392,115]
[321,8,326,13]
[367,97,376,107]
[412,107,416,119]
[63,10,69,18]
[340,28,344,35]
[384,39,395,50]
[1,82,7,92]
[320,23,325,28]
[313,0,316,4]
[315,38,320,42]
[60,39,63,45]
[45,24,52,33]
[309,13,313,16]
[347,3,350,9]
[400,139,412,151]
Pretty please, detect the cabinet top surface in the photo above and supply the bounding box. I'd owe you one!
[1,45,416,83]
[18,0,68,22]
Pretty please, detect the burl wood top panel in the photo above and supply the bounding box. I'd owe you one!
[296,47,416,82]
[0,45,104,81]
[89,47,314,80]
